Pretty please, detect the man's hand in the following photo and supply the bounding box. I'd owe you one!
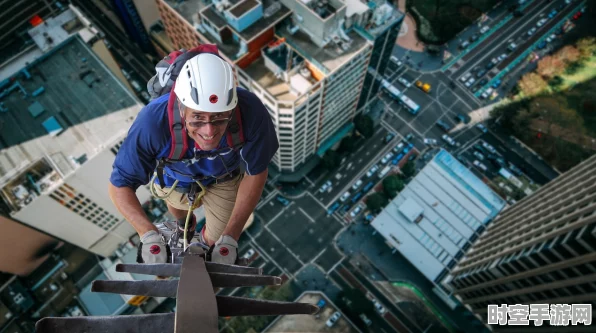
[210,235,238,265]
[137,230,169,264]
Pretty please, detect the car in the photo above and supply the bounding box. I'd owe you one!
[459,40,470,49]
[476,69,487,78]
[481,88,494,99]
[537,41,547,50]
[402,146,411,154]
[546,34,556,43]
[384,133,395,143]
[486,62,495,70]
[469,33,480,42]
[352,179,363,191]
[536,18,548,27]
[350,206,363,218]
[393,142,405,153]
[548,9,558,19]
[276,195,290,206]
[488,154,506,168]
[241,248,255,259]
[390,55,403,66]
[319,180,332,193]
[359,313,373,327]
[471,85,482,93]
[527,27,537,36]
[442,134,456,146]
[405,133,414,141]
[392,153,404,165]
[351,192,364,204]
[372,299,387,315]
[408,154,417,161]
[460,73,472,83]
[340,204,351,214]
[436,119,452,132]
[509,163,524,176]
[326,311,341,328]
[573,11,582,20]
[335,173,342,180]
[478,78,489,86]
[482,141,497,154]
[317,299,327,309]
[381,152,394,164]
[424,138,438,146]
[473,160,488,172]
[465,77,476,87]
[363,182,374,192]
[497,53,508,62]
[366,165,379,177]
[327,202,341,215]
[454,113,469,124]
[476,123,488,133]
[473,144,485,153]
[480,25,490,34]
[131,80,142,92]
[340,191,351,202]
[397,77,412,88]
[473,151,485,160]
[492,79,502,88]
[508,42,517,52]
[379,166,391,178]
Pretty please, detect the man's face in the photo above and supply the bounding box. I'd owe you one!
[182,105,232,150]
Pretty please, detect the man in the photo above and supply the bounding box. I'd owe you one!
[108,50,278,265]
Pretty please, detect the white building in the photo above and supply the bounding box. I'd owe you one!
[371,150,506,307]
[0,8,149,257]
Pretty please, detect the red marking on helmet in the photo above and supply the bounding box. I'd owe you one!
[150,245,161,255]
[209,94,218,104]
[219,247,229,256]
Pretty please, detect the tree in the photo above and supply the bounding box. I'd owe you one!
[556,45,581,64]
[548,76,564,89]
[338,135,357,153]
[401,161,416,178]
[354,114,374,138]
[322,150,340,169]
[518,72,548,96]
[565,61,584,75]
[537,56,565,79]
[365,192,388,213]
[382,175,404,198]
[576,37,596,59]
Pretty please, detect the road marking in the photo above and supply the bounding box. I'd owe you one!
[265,225,305,265]
[311,248,327,264]
[264,201,293,227]
[327,257,345,275]
[246,233,289,277]
[298,207,315,223]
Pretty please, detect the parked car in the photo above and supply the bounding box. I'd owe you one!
[390,55,403,66]
[548,9,558,19]
[460,73,472,83]
[384,133,395,143]
[465,77,476,88]
[241,248,255,259]
[424,138,438,146]
[319,180,332,193]
[454,113,469,124]
[478,78,489,86]
[363,182,374,192]
[276,195,290,206]
[546,34,556,43]
[485,61,495,70]
[359,313,373,327]
[392,153,405,165]
[372,299,387,315]
[509,163,524,176]
[326,312,341,328]
[492,79,502,88]
[350,206,363,218]
[459,40,470,49]
[340,191,351,202]
[393,142,405,153]
[442,134,456,146]
[507,42,517,52]
[482,141,497,154]
[316,299,327,309]
[536,18,548,27]
[379,166,391,178]
[480,25,490,34]
[497,53,508,62]
[473,151,485,161]
[473,160,488,172]
[397,77,412,88]
[481,88,494,99]
[469,33,480,42]
[476,69,487,78]
[381,152,394,164]
[436,119,452,132]
[405,133,414,141]
[352,179,363,191]
[351,192,363,204]
[527,27,537,36]
[537,41,547,50]
[327,202,341,215]
[476,123,488,133]
[366,165,379,177]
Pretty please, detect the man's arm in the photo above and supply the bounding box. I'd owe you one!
[215,169,268,245]
[108,183,157,236]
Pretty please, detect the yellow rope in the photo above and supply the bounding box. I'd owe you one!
[149,173,179,199]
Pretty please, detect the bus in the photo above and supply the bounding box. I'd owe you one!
[380,79,420,115]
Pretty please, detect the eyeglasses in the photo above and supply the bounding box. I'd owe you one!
[186,115,232,128]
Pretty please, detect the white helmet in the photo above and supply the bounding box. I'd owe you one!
[174,53,237,113]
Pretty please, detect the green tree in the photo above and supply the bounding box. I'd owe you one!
[382,175,404,198]
[322,150,340,169]
[401,161,416,178]
[338,135,357,153]
[337,288,375,316]
[565,61,584,75]
[354,114,374,138]
[365,192,388,213]
[548,76,564,89]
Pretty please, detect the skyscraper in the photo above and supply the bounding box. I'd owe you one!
[442,154,596,331]
[156,0,403,180]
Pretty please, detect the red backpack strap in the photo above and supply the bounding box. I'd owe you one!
[226,105,245,149]
[167,87,189,160]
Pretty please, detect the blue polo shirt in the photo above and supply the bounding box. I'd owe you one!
[109,88,279,190]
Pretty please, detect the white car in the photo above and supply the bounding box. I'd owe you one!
[393,142,405,153]
[546,34,556,43]
[390,56,403,66]
[473,151,485,160]
[460,73,472,83]
[242,248,255,259]
[319,180,332,193]
[476,123,488,133]
[527,27,537,36]
[397,77,411,88]
[536,18,548,27]
[381,152,394,164]
[482,141,497,154]
[473,160,488,172]
[424,138,438,146]
[481,88,494,99]
[497,53,508,62]
[372,299,387,315]
[350,206,363,218]
[352,179,363,191]
[442,134,456,146]
[480,25,490,34]
[340,191,351,202]
[366,165,379,177]
[326,311,341,327]
[465,77,476,87]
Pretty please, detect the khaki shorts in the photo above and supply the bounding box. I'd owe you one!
[152,174,243,243]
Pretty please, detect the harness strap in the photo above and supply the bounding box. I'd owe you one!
[167,88,188,160]
[226,105,245,149]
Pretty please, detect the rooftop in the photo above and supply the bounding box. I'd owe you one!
[371,150,506,282]
[353,0,404,40]
[278,22,369,74]
[0,35,141,184]
[244,57,297,101]
[264,291,360,332]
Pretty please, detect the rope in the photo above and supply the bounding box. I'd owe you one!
[183,181,206,249]
[149,173,179,199]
